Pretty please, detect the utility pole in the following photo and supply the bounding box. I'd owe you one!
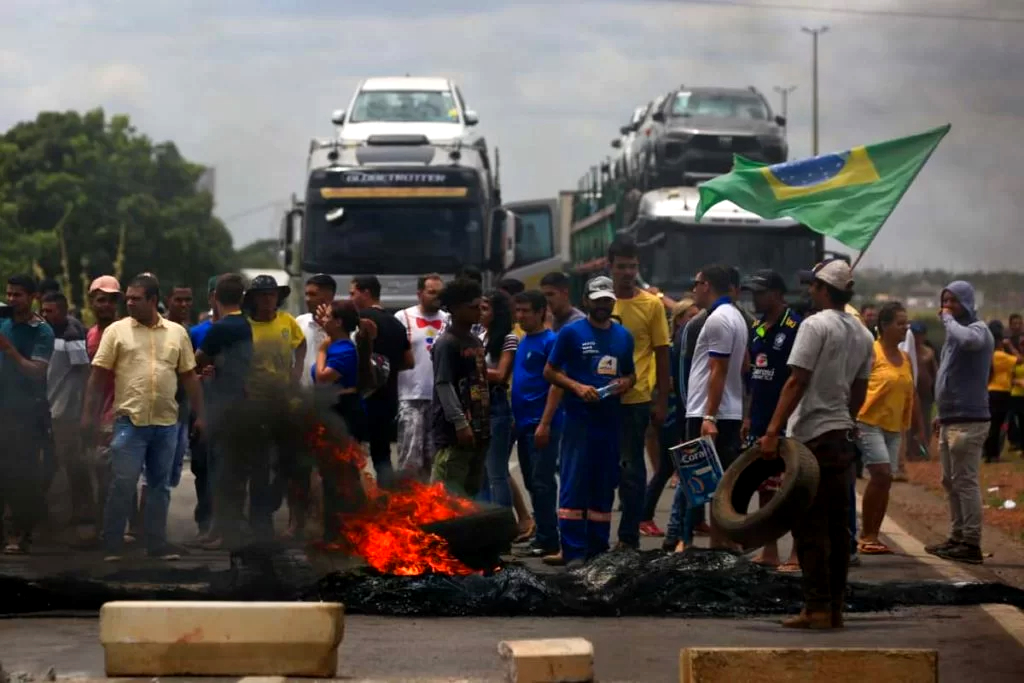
[772,85,797,139]
[801,26,829,155]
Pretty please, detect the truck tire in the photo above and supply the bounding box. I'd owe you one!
[711,438,820,549]
[420,505,517,572]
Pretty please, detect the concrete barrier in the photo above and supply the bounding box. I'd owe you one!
[498,637,594,682]
[99,600,344,677]
[680,648,937,683]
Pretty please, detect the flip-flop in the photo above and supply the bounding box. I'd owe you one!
[857,540,894,555]
[513,522,536,544]
[751,555,780,567]
[776,561,801,573]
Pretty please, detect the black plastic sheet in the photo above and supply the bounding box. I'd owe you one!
[5,548,1023,618]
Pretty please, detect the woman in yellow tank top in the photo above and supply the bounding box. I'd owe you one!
[985,321,1019,463]
[855,302,921,554]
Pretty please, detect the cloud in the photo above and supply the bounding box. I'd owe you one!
[0,0,1021,270]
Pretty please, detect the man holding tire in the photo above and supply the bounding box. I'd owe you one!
[759,259,874,630]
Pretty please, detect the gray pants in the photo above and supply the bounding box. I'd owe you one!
[396,399,434,475]
[939,422,988,546]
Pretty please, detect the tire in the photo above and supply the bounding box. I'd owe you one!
[711,438,820,549]
[420,505,517,571]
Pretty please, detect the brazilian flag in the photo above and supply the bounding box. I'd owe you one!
[695,124,951,251]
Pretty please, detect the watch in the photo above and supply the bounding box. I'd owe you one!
[702,415,717,424]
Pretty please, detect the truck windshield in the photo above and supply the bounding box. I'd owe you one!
[647,225,821,293]
[671,92,770,121]
[349,91,460,124]
[303,203,484,275]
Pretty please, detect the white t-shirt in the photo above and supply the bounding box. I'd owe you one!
[395,306,450,401]
[296,312,328,388]
[786,309,875,443]
[686,302,748,421]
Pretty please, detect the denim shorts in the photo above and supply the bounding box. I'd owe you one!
[856,422,901,469]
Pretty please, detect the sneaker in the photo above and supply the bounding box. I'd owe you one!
[639,521,665,537]
[925,538,960,556]
[848,553,861,567]
[661,537,679,552]
[528,544,559,558]
[934,542,983,565]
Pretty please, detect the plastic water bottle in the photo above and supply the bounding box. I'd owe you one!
[596,383,616,400]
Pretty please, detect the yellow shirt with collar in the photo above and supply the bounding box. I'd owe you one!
[248,310,305,398]
[613,288,670,405]
[91,314,197,427]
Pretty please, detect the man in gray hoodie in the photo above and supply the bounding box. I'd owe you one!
[926,280,993,565]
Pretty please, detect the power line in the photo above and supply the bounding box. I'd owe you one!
[219,200,287,223]
[675,0,1024,24]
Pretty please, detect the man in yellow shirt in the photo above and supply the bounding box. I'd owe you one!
[85,274,205,562]
[607,237,671,550]
[243,274,306,540]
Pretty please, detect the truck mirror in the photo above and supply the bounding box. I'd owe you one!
[611,139,622,149]
[331,109,346,126]
[464,110,480,126]
[651,110,665,123]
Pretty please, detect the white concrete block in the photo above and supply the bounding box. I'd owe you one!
[497,637,594,683]
[99,600,344,677]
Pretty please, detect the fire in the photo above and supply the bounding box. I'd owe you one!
[306,423,479,576]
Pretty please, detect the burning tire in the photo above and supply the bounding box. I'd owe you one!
[420,505,517,572]
[711,438,820,549]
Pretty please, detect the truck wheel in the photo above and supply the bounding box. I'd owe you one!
[711,438,820,549]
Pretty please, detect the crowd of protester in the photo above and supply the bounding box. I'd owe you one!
[0,239,1016,628]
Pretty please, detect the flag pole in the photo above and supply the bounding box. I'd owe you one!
[849,217,888,272]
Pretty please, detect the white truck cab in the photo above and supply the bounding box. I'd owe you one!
[332,77,482,147]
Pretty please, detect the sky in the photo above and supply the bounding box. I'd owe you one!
[0,0,1021,271]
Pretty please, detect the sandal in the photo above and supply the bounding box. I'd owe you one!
[857,539,894,555]
[751,554,779,567]
[776,560,801,573]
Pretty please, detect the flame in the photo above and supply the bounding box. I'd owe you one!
[307,423,478,576]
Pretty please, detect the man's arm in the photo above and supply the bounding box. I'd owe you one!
[701,356,729,437]
[400,349,415,371]
[849,377,869,420]
[181,371,205,431]
[0,331,49,379]
[940,313,989,351]
[81,366,114,428]
[764,367,812,437]
[292,339,307,386]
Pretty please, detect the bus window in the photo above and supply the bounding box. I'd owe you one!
[513,208,554,267]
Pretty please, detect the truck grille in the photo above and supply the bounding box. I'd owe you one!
[690,134,760,154]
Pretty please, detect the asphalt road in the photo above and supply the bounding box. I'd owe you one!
[2,452,1024,681]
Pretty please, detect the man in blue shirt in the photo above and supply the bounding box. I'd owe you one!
[186,275,218,537]
[544,276,636,567]
[511,290,562,558]
[742,269,801,567]
[0,274,56,554]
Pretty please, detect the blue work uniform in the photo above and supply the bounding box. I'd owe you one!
[547,318,635,562]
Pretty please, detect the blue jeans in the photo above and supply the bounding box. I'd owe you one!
[170,419,189,488]
[102,416,177,553]
[516,425,560,551]
[616,402,651,548]
[478,388,513,507]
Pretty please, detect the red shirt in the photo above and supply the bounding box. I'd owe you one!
[87,324,116,430]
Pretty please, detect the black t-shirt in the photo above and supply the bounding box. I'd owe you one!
[199,312,253,418]
[431,331,490,450]
[360,306,411,408]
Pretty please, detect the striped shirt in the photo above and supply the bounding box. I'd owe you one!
[47,317,90,420]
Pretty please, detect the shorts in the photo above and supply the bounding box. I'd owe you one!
[856,422,901,469]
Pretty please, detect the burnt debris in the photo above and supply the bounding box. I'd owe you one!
[3,548,1023,618]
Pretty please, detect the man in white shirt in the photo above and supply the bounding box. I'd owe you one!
[295,275,337,388]
[686,263,748,549]
[395,274,449,478]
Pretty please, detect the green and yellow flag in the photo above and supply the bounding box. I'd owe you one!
[695,124,951,251]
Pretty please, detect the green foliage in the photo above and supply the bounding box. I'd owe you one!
[235,238,280,270]
[0,109,236,311]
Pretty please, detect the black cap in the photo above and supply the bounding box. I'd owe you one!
[245,274,291,299]
[742,269,787,293]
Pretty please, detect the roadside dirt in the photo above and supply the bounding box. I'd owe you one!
[876,463,1024,590]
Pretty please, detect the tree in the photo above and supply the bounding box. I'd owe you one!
[0,109,235,310]
[235,238,280,270]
